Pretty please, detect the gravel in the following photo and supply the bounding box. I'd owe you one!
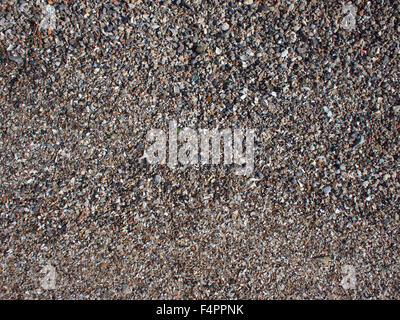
[0,0,399,299]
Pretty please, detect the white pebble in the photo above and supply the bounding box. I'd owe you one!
[221,22,230,32]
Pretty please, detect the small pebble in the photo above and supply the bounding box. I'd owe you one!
[221,22,230,32]
[323,186,331,195]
